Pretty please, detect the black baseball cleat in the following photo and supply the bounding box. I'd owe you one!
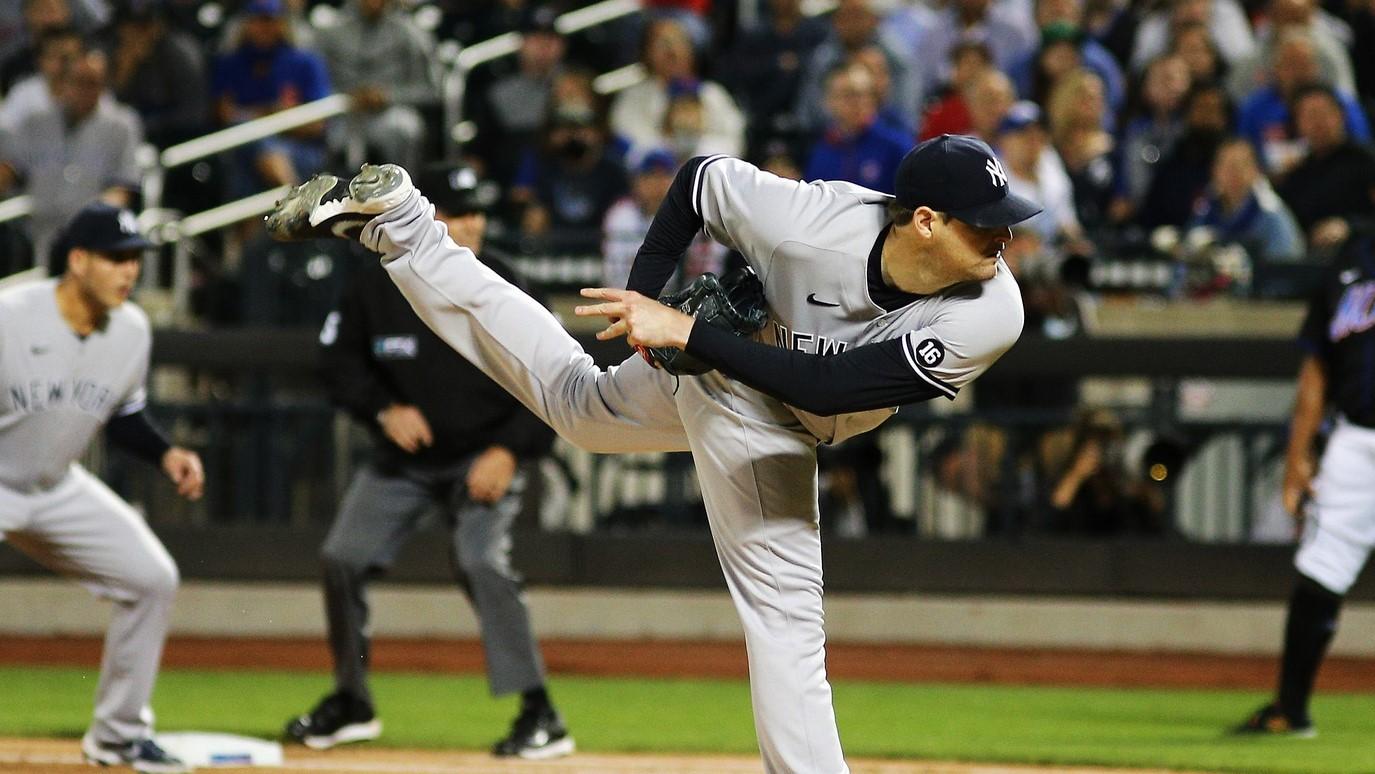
[491,706,575,760]
[264,163,413,242]
[283,691,382,750]
[81,734,191,773]
[1231,702,1316,738]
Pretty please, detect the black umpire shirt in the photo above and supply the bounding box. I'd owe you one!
[1298,234,1375,428]
[319,246,555,471]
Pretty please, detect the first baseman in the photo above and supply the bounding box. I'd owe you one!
[267,133,1039,772]
[0,202,204,774]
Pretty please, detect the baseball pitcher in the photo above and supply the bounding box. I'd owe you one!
[266,133,1039,773]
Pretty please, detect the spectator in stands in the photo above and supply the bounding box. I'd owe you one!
[0,26,83,132]
[1042,408,1169,537]
[1020,23,1121,125]
[602,148,724,291]
[211,0,332,196]
[640,0,714,50]
[996,101,1086,251]
[0,49,142,269]
[317,0,435,172]
[219,0,317,54]
[918,39,993,140]
[1130,0,1255,73]
[1188,137,1305,264]
[107,1,208,148]
[724,0,827,155]
[1139,80,1232,228]
[1046,69,1120,236]
[1010,0,1125,113]
[965,67,1017,144]
[0,0,74,94]
[803,63,909,193]
[1276,85,1375,255]
[922,0,1037,94]
[659,78,734,159]
[844,45,911,135]
[470,6,567,186]
[1017,0,1122,106]
[511,98,628,253]
[794,0,921,135]
[1229,0,1355,99]
[1168,20,1228,84]
[609,17,744,159]
[1117,54,1191,215]
[1236,29,1369,175]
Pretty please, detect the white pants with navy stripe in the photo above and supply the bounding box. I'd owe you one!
[368,193,848,774]
[1296,418,1375,595]
[0,465,179,745]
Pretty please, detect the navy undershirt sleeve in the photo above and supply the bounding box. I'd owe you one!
[625,156,711,296]
[684,323,947,415]
[106,409,172,465]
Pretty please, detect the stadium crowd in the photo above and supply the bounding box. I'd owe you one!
[0,0,1364,538]
[2,0,1373,292]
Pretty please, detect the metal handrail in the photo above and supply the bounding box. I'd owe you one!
[160,93,353,170]
[161,187,289,241]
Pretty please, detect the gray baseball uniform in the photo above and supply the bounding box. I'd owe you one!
[365,142,1026,772]
[0,278,179,746]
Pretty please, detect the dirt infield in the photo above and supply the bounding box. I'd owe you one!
[3,636,1375,691]
[0,737,1197,774]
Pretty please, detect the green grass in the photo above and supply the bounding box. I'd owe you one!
[5,666,1375,773]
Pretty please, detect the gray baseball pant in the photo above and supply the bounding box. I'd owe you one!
[321,460,544,703]
[365,197,847,774]
[0,465,178,745]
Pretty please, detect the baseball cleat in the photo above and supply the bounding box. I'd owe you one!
[265,163,413,242]
[283,691,383,750]
[491,706,575,760]
[1230,703,1316,738]
[82,733,191,773]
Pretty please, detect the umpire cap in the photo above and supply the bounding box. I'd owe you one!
[894,134,1042,228]
[417,163,499,216]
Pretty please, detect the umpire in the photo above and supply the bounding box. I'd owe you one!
[285,163,572,759]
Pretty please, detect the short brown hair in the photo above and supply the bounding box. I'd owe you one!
[886,200,915,225]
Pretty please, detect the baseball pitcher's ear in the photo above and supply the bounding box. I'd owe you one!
[911,207,940,238]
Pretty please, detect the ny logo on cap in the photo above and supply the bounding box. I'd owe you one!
[985,157,1008,188]
[117,210,139,235]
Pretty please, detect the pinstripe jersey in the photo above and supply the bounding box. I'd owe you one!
[691,155,1024,443]
[0,279,150,490]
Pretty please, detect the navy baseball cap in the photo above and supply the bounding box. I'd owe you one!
[894,134,1042,228]
[416,163,499,215]
[63,202,153,255]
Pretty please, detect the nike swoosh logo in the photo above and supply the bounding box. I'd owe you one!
[806,294,840,307]
[30,346,48,355]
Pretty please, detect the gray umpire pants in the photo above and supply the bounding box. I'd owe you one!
[321,458,545,704]
[0,465,179,745]
[368,195,847,773]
